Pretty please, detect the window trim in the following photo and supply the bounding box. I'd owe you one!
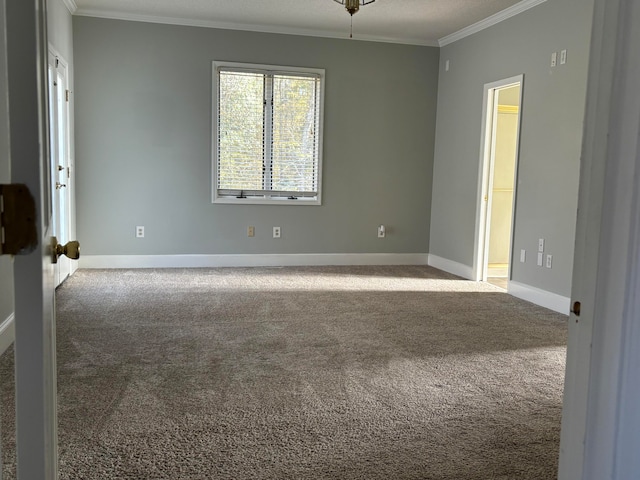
[211,61,325,206]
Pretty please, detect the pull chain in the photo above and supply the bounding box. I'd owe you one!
[350,15,353,38]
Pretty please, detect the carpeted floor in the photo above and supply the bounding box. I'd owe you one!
[1,265,567,479]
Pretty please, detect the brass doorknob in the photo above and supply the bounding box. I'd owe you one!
[51,237,80,263]
[570,301,581,316]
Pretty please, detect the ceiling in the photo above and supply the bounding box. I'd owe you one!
[70,0,537,46]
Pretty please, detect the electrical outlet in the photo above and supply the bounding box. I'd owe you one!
[560,49,567,65]
[538,238,545,252]
[247,226,255,237]
[546,254,553,268]
[377,225,386,238]
[136,226,144,238]
[537,252,544,267]
[520,249,526,263]
[273,226,281,238]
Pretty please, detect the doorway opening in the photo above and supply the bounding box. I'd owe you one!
[48,50,72,287]
[475,76,523,289]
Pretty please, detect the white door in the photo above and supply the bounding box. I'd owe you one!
[48,51,72,286]
[4,0,58,478]
[558,0,640,477]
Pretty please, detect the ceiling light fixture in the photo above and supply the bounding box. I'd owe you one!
[333,0,375,38]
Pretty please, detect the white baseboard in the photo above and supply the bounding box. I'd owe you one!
[508,280,570,315]
[487,266,508,277]
[0,313,15,356]
[427,254,474,280]
[78,254,569,314]
[79,253,430,269]
[427,255,569,314]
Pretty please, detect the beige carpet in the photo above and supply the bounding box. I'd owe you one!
[1,265,567,479]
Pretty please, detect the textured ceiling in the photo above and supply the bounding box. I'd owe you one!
[72,0,531,46]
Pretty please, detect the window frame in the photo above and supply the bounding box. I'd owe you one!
[212,61,325,206]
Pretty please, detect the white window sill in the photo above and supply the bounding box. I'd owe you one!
[213,196,321,206]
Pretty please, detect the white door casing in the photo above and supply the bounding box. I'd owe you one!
[474,75,524,282]
[0,0,8,478]
[559,0,640,477]
[48,50,72,287]
[4,0,59,478]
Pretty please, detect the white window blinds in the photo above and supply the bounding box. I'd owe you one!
[214,63,324,204]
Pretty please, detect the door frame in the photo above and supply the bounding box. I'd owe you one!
[558,0,640,477]
[473,75,524,282]
[47,47,72,286]
[5,0,59,477]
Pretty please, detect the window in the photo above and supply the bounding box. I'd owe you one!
[212,61,325,205]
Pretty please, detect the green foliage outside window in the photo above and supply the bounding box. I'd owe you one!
[216,66,322,198]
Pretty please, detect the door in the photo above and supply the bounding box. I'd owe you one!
[474,75,524,286]
[4,0,58,477]
[558,0,640,477]
[48,51,72,286]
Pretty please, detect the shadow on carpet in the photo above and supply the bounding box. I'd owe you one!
[1,265,567,479]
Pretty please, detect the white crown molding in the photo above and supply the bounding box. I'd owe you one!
[62,0,78,15]
[72,9,440,47]
[438,0,547,47]
[79,253,430,269]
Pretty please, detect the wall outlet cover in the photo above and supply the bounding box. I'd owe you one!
[560,49,567,65]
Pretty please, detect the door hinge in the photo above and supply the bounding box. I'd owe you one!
[0,184,38,255]
[65,89,70,102]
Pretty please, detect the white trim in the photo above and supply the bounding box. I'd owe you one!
[79,253,429,269]
[0,313,15,356]
[46,45,66,67]
[508,280,570,315]
[438,0,547,46]
[427,254,474,280]
[61,0,77,15]
[6,0,59,473]
[474,75,524,282]
[72,9,439,47]
[566,0,640,476]
[211,61,325,206]
[427,255,570,314]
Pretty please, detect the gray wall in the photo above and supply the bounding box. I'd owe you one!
[48,0,74,63]
[430,0,594,296]
[73,18,439,256]
[0,0,74,323]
